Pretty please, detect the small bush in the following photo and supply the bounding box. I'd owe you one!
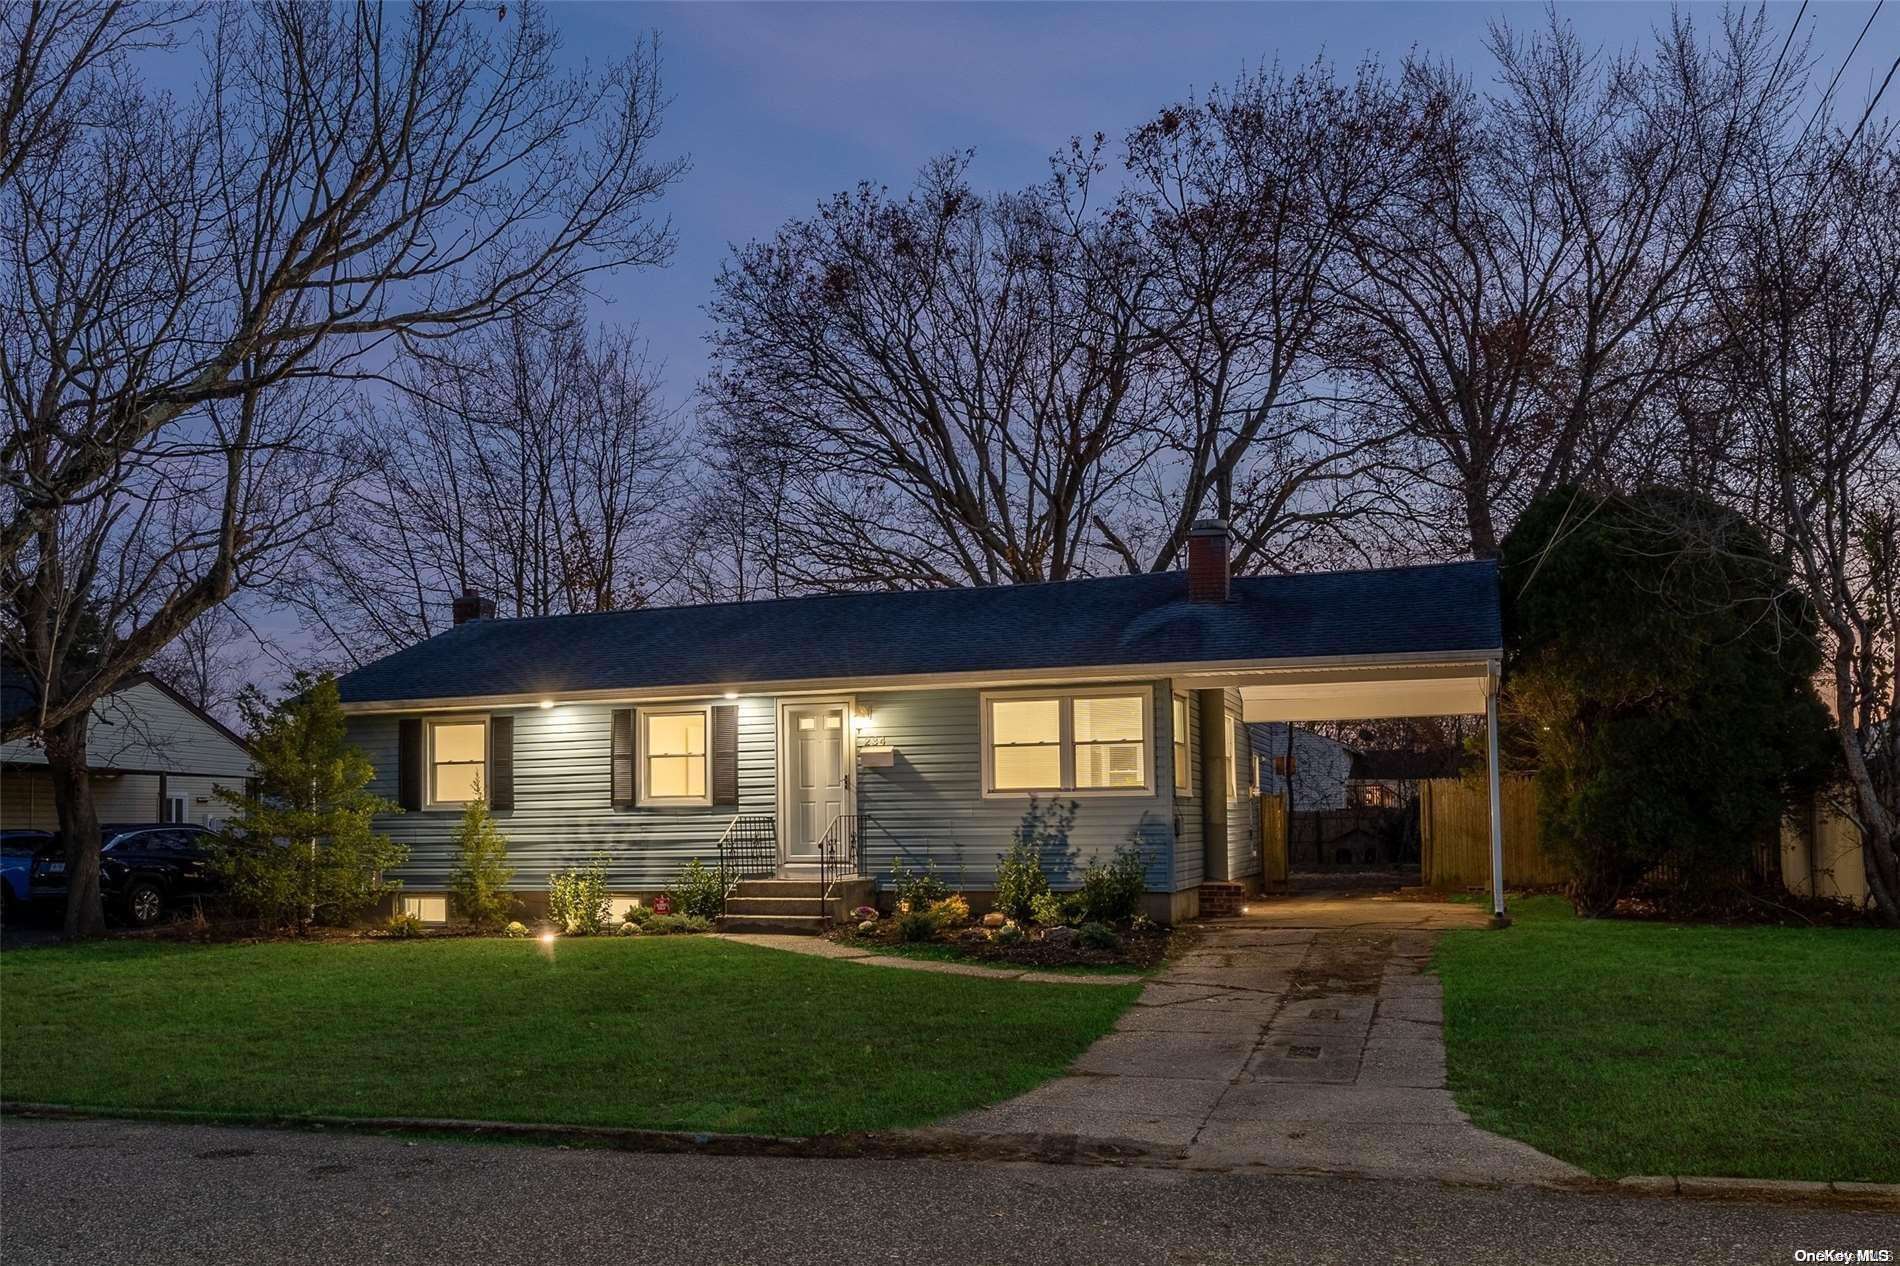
[1076,921,1120,951]
[616,920,641,936]
[644,913,712,935]
[1029,891,1072,927]
[1075,843,1147,924]
[624,902,653,926]
[449,798,516,929]
[668,859,728,921]
[929,894,970,925]
[889,857,950,912]
[996,796,1074,919]
[502,921,529,938]
[547,859,612,935]
[385,911,426,939]
[896,909,941,942]
[990,919,1024,945]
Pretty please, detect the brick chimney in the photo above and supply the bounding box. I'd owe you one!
[1187,520,1231,603]
[451,588,495,625]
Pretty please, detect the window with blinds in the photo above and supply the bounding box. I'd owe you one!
[982,690,1152,795]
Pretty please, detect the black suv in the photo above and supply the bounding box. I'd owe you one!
[32,824,221,927]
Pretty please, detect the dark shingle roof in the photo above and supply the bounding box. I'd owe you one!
[334,560,1501,705]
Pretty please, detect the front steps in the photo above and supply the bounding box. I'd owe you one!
[716,877,876,936]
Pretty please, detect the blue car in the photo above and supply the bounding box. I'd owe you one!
[1,829,53,919]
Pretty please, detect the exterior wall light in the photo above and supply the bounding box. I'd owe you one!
[852,704,873,732]
[724,690,739,700]
[539,700,554,710]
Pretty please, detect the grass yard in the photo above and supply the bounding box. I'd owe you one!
[0,936,1136,1136]
[1434,895,1900,1183]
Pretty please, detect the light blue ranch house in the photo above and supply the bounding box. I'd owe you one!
[334,523,1505,929]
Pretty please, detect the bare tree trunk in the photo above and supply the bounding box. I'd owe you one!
[43,711,105,938]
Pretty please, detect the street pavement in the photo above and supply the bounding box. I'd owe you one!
[3,1118,1895,1265]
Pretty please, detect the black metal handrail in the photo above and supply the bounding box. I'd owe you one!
[716,814,777,917]
[816,814,860,924]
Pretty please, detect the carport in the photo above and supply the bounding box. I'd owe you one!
[1175,654,1507,919]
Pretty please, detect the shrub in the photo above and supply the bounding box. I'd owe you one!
[668,859,728,921]
[1029,891,1072,927]
[210,673,406,931]
[896,909,941,942]
[995,796,1075,919]
[1500,487,1835,914]
[1075,843,1148,923]
[645,913,711,935]
[616,920,641,936]
[385,911,426,939]
[889,857,949,912]
[990,919,1024,945]
[929,894,970,925]
[547,859,612,935]
[624,903,653,926]
[1076,921,1120,951]
[449,797,516,928]
[502,921,529,939]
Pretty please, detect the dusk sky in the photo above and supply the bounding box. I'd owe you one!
[556,1,1893,423]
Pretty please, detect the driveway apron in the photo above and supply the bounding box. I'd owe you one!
[941,893,1582,1185]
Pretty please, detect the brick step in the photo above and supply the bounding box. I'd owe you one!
[723,895,830,917]
[715,913,832,936]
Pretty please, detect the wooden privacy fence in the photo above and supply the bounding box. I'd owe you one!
[1259,797,1289,887]
[1418,774,1567,888]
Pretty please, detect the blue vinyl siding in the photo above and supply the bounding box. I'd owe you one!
[349,680,1195,894]
[856,682,1181,893]
[350,696,778,891]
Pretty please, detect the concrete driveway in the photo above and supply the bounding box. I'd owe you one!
[941,890,1577,1184]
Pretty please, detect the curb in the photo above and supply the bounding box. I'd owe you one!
[1617,1174,1900,1208]
[0,1103,1152,1168]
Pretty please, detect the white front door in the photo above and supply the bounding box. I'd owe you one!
[782,701,851,866]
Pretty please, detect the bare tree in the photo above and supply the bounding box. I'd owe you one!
[145,602,254,720]
[2,1,684,934]
[1715,125,1900,924]
[288,309,686,667]
[1075,60,1419,575]
[704,154,1161,588]
[1334,10,1802,556]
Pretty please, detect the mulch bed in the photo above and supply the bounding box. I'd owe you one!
[829,920,1172,970]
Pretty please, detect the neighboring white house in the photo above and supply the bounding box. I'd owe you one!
[0,674,253,831]
[1248,723,1356,811]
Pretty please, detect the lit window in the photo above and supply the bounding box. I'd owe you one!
[1172,693,1192,798]
[429,719,487,807]
[982,690,1152,795]
[403,896,447,923]
[1074,695,1145,789]
[640,708,709,804]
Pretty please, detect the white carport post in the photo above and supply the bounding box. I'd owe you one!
[1484,659,1508,925]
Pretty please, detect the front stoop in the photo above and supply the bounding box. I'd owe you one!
[716,877,877,936]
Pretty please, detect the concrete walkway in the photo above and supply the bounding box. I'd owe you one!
[710,932,1134,985]
[939,891,1584,1185]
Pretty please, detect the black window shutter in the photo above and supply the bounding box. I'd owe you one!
[398,718,423,811]
[488,716,514,811]
[711,705,739,805]
[611,709,635,808]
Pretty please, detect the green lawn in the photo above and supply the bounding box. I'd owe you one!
[0,936,1136,1136]
[1434,896,1900,1182]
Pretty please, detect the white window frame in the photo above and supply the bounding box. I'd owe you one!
[979,687,1154,798]
[426,716,489,810]
[163,794,187,823]
[1172,692,1193,799]
[637,704,714,808]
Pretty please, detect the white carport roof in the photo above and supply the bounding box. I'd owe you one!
[1174,656,1500,721]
